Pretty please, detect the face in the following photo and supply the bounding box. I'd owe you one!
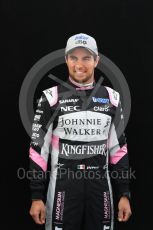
[65,48,99,84]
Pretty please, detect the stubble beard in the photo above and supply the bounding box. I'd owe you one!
[69,71,94,84]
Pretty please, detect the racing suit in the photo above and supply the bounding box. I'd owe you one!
[29,79,130,230]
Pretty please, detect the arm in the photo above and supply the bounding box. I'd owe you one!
[29,87,58,224]
[29,93,52,201]
[108,95,132,222]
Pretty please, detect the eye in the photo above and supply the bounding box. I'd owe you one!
[69,56,77,61]
[83,56,91,61]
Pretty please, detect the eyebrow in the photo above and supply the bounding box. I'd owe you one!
[83,55,92,58]
[69,55,77,58]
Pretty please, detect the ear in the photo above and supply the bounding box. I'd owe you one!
[94,55,100,68]
[65,56,68,65]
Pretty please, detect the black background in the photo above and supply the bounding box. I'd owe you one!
[2,0,153,229]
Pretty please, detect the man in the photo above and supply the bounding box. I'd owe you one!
[29,33,132,230]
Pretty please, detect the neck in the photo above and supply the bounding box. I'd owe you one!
[69,76,94,87]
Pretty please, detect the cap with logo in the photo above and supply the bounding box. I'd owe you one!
[65,33,98,56]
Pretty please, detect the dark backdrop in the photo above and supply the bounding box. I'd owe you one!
[2,0,153,230]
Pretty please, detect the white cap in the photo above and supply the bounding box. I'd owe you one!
[65,33,98,56]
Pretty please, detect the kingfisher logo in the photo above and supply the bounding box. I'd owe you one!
[92,97,110,104]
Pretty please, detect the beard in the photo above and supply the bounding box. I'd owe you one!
[69,71,94,84]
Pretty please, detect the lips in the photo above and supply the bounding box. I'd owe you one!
[74,71,86,76]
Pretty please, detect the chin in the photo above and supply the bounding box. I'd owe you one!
[74,76,89,83]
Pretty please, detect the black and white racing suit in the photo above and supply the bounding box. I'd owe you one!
[29,79,130,230]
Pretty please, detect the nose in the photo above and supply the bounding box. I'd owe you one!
[75,60,84,70]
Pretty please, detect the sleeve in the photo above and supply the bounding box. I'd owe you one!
[108,92,130,200]
[29,92,53,201]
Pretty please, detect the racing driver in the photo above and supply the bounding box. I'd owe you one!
[29,33,132,230]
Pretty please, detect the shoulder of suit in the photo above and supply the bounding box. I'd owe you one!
[43,86,58,106]
[104,86,120,107]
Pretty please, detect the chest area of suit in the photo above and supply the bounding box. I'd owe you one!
[52,91,116,140]
[57,92,116,117]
